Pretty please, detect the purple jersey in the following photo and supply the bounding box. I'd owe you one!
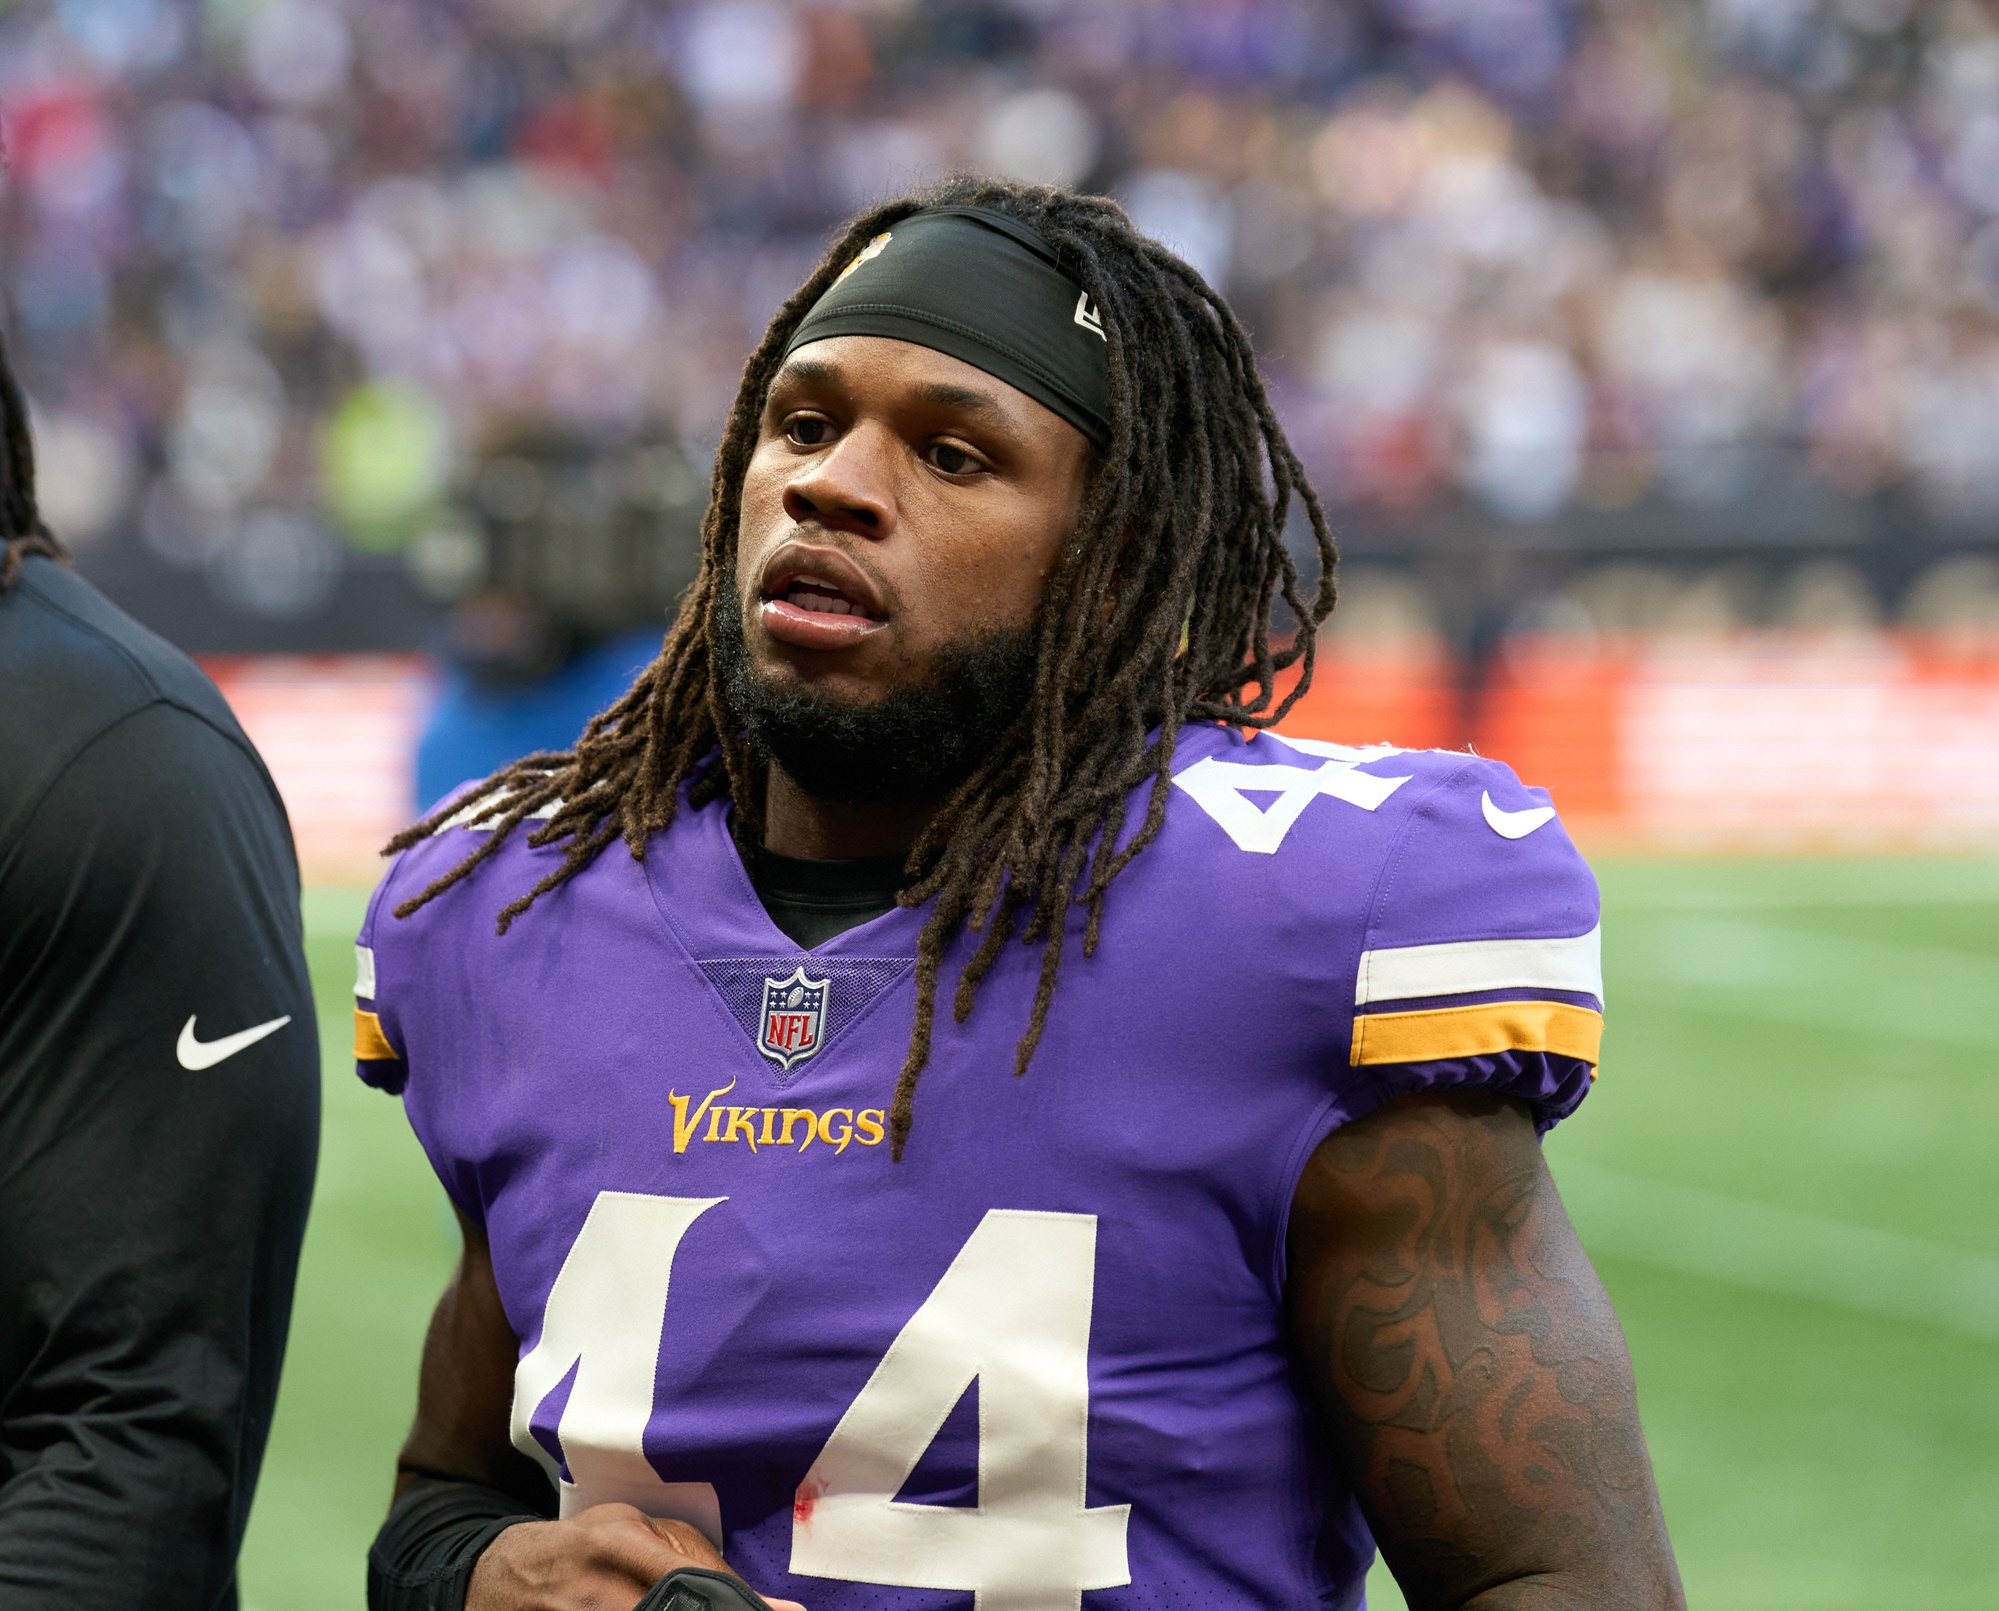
[354,725,1602,1611]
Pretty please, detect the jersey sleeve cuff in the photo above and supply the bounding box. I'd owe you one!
[1359,1048,1596,1134]
[354,1006,408,1093]
[1351,997,1602,1067]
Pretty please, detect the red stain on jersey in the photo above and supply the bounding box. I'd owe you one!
[793,1474,826,1525]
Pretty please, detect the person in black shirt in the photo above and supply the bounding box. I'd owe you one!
[0,335,319,1606]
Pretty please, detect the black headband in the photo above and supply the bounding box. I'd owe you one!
[780,208,1113,448]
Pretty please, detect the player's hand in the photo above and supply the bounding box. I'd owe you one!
[467,1503,807,1611]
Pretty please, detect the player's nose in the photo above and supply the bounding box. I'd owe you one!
[782,425,895,541]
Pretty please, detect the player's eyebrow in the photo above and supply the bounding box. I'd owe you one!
[908,381,1003,416]
[780,356,839,384]
[771,357,1015,433]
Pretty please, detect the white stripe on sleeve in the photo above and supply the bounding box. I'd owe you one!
[1356,925,1602,1006]
[355,943,376,1000]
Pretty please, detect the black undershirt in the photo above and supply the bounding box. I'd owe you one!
[750,846,907,948]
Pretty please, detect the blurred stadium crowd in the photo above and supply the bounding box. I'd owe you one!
[8,0,1999,638]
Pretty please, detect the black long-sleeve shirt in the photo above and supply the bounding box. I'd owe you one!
[0,556,319,1607]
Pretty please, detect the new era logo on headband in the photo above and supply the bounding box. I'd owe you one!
[1074,292,1105,340]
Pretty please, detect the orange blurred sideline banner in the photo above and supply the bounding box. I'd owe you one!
[1610,635,1999,850]
[1271,645,1464,755]
[200,655,431,885]
[200,636,1999,882]
[1279,632,1999,851]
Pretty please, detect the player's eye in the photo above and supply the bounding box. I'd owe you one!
[785,414,834,448]
[925,442,985,476]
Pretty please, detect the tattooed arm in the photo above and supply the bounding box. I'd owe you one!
[1286,1092,1685,1611]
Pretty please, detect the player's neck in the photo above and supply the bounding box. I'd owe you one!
[761,763,942,861]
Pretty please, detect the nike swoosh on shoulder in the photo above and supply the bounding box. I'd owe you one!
[1481,790,1558,840]
[176,1014,292,1070]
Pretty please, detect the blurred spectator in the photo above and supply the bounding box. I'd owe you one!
[7,0,1999,641]
[412,418,703,808]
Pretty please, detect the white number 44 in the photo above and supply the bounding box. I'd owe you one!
[513,1197,1131,1611]
[1173,733,1411,854]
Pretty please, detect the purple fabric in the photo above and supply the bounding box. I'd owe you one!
[358,723,1601,1610]
[1355,754,1598,950]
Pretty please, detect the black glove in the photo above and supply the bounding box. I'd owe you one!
[635,1567,780,1611]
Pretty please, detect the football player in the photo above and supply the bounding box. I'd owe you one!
[358,182,1684,1611]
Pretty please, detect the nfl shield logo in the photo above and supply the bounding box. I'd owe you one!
[758,967,830,1071]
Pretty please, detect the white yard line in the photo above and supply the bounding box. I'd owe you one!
[1553,1160,1999,1343]
[1610,916,1999,1047]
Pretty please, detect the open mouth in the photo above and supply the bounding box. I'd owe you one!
[756,548,890,650]
[770,575,883,620]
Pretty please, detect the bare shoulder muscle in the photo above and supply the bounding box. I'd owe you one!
[1285,1093,1683,1611]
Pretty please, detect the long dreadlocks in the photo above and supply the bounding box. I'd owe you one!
[0,326,66,594]
[388,176,1339,1158]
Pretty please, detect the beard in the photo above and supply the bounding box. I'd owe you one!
[711,582,1039,805]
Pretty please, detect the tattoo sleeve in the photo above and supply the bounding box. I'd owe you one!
[1286,1093,1684,1611]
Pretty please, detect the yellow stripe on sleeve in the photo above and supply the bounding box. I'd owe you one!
[354,1007,399,1062]
[1351,999,1602,1068]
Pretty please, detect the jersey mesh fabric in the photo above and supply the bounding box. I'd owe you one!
[695,957,915,1077]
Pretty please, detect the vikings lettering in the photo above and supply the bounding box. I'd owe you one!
[667,1080,885,1156]
[667,1078,733,1153]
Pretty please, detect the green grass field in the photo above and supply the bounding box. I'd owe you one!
[240,859,1999,1611]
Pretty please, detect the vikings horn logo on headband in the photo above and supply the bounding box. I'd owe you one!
[835,232,893,285]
